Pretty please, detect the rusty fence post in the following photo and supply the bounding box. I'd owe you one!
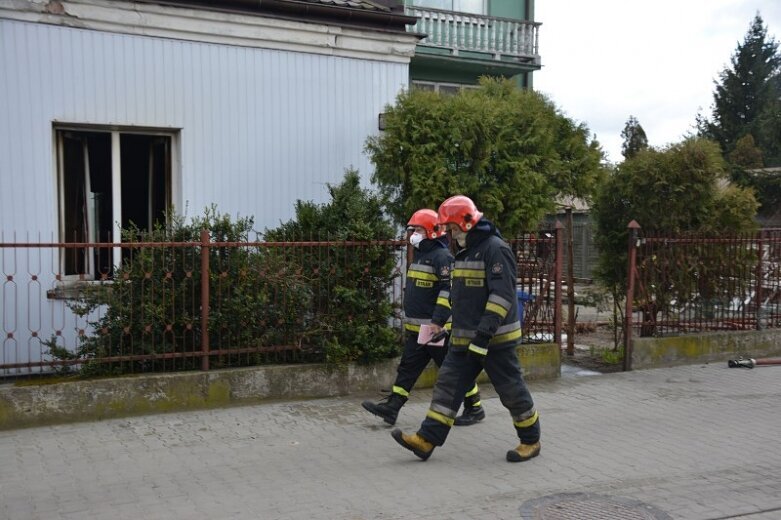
[554,221,564,350]
[565,207,575,357]
[405,230,414,267]
[756,229,765,330]
[200,229,210,371]
[623,220,640,372]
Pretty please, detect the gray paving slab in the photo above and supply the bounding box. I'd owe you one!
[1,362,780,519]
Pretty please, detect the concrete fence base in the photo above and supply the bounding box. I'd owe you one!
[631,329,781,369]
[0,343,560,430]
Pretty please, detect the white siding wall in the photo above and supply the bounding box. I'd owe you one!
[0,18,408,373]
[0,18,408,234]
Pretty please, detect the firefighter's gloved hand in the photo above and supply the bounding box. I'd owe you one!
[429,329,448,344]
[467,332,491,359]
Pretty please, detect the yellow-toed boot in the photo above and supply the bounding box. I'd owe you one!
[506,441,541,462]
[391,429,434,461]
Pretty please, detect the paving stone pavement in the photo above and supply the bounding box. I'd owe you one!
[2,362,781,520]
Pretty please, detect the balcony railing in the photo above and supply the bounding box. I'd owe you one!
[405,6,540,63]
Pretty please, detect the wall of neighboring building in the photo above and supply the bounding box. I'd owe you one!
[407,0,537,89]
[489,0,528,20]
[545,212,599,281]
[490,0,534,88]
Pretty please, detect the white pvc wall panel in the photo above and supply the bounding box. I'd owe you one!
[0,18,408,234]
[0,19,408,372]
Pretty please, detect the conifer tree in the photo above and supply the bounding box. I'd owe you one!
[366,78,605,236]
[620,115,649,160]
[701,14,781,162]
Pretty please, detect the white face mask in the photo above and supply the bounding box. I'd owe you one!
[451,228,467,247]
[409,231,425,249]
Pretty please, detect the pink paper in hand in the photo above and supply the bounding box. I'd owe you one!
[418,324,445,346]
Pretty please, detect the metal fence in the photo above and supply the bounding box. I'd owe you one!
[1,230,562,378]
[509,228,562,344]
[544,215,598,282]
[568,221,599,281]
[624,227,781,355]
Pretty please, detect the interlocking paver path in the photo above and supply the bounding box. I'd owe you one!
[2,362,780,519]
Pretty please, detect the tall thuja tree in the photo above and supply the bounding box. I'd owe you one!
[701,14,781,162]
[592,138,758,335]
[620,115,648,160]
[730,134,781,217]
[594,139,758,289]
[264,170,400,364]
[729,134,764,169]
[366,77,606,235]
[755,72,781,165]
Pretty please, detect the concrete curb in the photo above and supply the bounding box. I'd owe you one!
[0,343,560,430]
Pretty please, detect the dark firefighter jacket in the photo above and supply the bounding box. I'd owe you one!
[448,219,521,354]
[403,238,453,333]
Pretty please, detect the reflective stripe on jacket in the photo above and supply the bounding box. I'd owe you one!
[449,225,520,351]
[403,239,453,329]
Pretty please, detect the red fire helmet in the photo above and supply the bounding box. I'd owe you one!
[437,195,483,232]
[407,209,444,239]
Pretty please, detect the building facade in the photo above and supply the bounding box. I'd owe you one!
[404,0,541,92]
[0,0,418,264]
[0,0,418,372]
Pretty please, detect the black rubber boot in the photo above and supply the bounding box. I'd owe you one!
[454,390,485,426]
[362,393,407,425]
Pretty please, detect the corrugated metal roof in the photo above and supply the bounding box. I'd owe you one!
[293,0,390,11]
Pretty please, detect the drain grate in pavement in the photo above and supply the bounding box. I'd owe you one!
[520,492,672,519]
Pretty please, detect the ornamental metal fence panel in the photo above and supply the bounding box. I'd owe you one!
[622,227,781,369]
[1,230,562,378]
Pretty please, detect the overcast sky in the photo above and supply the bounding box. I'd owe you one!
[533,0,781,164]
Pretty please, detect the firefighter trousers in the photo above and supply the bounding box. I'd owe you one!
[418,347,540,446]
[392,332,447,394]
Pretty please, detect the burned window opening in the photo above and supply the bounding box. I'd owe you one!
[57,128,173,279]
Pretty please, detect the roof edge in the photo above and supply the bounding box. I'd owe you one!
[145,0,418,32]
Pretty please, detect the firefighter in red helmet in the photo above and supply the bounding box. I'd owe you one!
[391,196,541,462]
[362,209,484,427]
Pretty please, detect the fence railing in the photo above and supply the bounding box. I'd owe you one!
[405,6,540,62]
[509,226,562,345]
[624,226,781,368]
[1,230,562,378]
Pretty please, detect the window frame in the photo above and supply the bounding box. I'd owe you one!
[411,80,480,94]
[54,123,179,281]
